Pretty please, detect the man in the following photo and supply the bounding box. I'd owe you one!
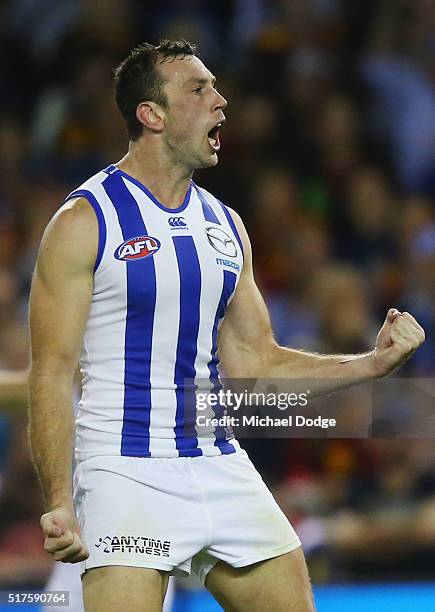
[28,40,425,612]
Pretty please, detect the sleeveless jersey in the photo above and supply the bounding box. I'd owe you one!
[65,164,244,459]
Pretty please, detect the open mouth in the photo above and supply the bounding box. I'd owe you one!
[208,122,223,151]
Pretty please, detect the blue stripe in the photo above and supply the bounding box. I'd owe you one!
[64,189,106,271]
[173,236,203,457]
[208,270,237,454]
[217,200,244,259]
[194,184,221,225]
[103,164,118,175]
[103,173,156,457]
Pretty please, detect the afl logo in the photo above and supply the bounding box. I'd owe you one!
[115,236,161,261]
[205,226,237,258]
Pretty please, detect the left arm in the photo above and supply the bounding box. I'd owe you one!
[218,209,425,394]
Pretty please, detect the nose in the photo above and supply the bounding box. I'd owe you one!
[213,89,228,111]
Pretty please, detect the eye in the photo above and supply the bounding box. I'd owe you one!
[193,87,203,94]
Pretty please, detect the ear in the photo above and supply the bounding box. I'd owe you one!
[136,101,165,133]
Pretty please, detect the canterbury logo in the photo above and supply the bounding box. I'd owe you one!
[168,217,187,228]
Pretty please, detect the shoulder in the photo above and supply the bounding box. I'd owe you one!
[38,197,98,275]
[222,205,251,258]
[44,197,97,247]
[224,205,243,227]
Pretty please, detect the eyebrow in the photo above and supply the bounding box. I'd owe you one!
[187,76,217,87]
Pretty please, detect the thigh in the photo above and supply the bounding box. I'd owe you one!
[205,548,315,612]
[82,565,169,612]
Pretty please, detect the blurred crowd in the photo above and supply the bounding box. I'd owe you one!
[0,0,435,591]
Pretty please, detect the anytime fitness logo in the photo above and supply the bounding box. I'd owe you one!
[95,535,171,557]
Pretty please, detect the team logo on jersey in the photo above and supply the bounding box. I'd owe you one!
[205,226,237,258]
[115,236,161,261]
[168,216,187,229]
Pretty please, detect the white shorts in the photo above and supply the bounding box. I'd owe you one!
[73,446,301,585]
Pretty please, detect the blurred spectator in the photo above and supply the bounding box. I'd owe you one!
[339,167,398,271]
[310,264,374,353]
[401,224,435,374]
[362,0,435,194]
[0,418,52,588]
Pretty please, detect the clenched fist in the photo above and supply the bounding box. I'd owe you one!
[41,506,89,563]
[372,309,425,377]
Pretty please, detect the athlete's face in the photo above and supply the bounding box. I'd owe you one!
[157,55,227,170]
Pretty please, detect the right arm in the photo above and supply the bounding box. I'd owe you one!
[219,207,425,389]
[28,197,97,562]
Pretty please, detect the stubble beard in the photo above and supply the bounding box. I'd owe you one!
[164,124,219,172]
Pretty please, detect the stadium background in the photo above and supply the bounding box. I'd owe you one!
[1,0,435,610]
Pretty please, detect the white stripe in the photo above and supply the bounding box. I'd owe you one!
[189,190,224,453]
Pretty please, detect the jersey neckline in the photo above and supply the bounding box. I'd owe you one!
[105,164,192,213]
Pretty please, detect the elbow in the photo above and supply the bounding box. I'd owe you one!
[225,338,280,379]
[260,340,285,377]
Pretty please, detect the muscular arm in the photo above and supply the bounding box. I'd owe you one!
[218,209,425,395]
[28,197,97,513]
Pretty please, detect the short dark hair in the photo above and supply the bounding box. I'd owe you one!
[114,39,197,141]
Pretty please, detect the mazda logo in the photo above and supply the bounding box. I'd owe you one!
[205,226,237,258]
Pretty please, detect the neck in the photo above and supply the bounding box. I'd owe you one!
[116,138,193,209]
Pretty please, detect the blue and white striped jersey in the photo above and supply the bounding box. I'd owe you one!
[66,164,244,459]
